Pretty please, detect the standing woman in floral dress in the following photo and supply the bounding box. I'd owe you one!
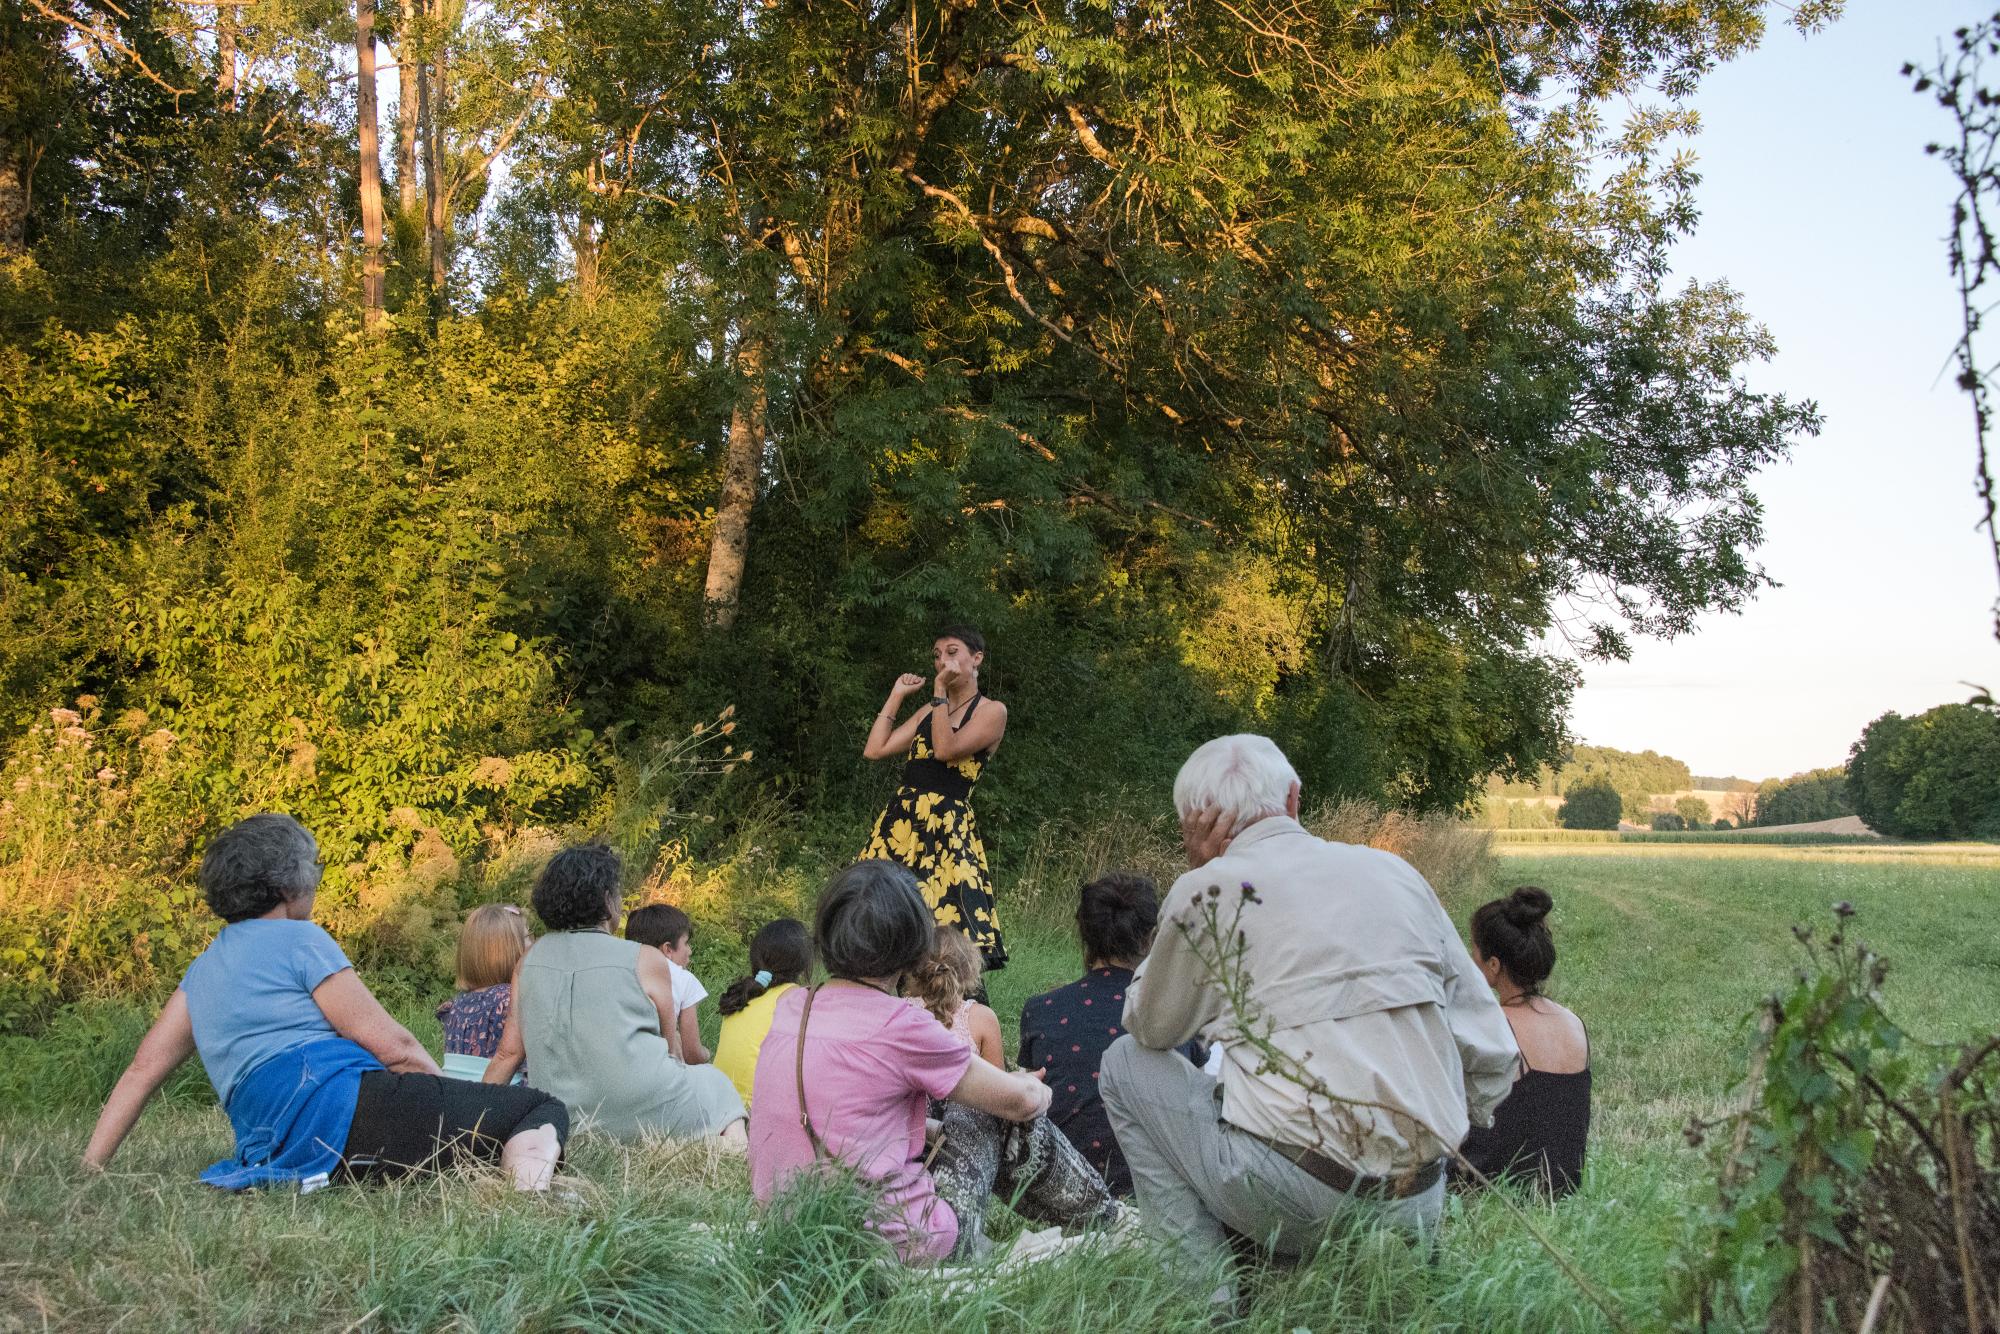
[860,626,1010,971]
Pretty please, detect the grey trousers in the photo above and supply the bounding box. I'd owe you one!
[1099,1036,1443,1285]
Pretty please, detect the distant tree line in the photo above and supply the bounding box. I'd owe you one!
[1751,767,1851,828]
[1489,744,1695,819]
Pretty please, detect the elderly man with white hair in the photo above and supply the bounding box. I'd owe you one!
[1100,735,1519,1298]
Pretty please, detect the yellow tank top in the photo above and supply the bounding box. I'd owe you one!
[713,982,798,1108]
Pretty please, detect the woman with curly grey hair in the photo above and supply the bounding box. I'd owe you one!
[83,814,568,1191]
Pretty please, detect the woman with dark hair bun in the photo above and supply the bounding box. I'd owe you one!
[859,624,1011,971]
[1455,885,1591,1198]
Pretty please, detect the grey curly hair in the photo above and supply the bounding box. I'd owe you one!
[198,814,324,922]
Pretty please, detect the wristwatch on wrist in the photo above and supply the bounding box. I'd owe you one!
[929,695,947,708]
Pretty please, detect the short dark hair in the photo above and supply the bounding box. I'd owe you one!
[626,903,692,950]
[935,624,985,657]
[531,844,623,933]
[1470,885,1557,993]
[814,860,934,982]
[1076,871,1158,966]
[199,814,323,923]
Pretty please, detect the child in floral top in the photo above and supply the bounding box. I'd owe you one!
[438,905,531,1076]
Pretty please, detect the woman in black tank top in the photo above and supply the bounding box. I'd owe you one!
[1453,885,1592,1198]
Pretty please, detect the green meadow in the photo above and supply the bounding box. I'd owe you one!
[2,843,1992,1332]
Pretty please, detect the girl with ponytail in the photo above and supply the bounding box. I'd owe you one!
[713,919,813,1108]
[1456,886,1592,1198]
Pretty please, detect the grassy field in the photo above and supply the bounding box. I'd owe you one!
[2,844,1995,1332]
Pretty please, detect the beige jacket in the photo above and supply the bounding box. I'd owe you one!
[1124,817,1520,1176]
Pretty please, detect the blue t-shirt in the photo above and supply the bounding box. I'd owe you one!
[179,919,355,1109]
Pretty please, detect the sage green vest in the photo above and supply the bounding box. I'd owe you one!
[515,930,744,1140]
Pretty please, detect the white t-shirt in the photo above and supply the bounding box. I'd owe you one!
[668,959,709,1016]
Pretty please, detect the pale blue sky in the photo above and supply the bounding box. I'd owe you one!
[1567,0,2000,780]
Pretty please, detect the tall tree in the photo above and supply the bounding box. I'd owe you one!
[395,38,418,228]
[0,5,73,256]
[214,3,237,107]
[354,0,387,325]
[703,262,772,630]
[420,0,446,300]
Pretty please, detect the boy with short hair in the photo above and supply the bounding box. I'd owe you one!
[625,904,711,1064]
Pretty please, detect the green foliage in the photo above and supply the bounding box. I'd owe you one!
[1753,766,1851,827]
[1559,777,1623,830]
[1651,811,1687,831]
[1848,703,2000,840]
[1672,908,2000,1330]
[1673,795,1711,829]
[3,0,1834,1019]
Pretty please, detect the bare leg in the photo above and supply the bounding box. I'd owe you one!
[502,1123,560,1191]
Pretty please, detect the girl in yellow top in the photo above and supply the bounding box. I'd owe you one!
[713,919,814,1108]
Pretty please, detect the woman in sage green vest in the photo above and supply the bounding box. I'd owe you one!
[485,845,746,1144]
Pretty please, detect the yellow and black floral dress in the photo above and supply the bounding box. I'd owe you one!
[861,696,1006,970]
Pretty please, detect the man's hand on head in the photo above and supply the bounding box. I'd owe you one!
[1181,805,1238,869]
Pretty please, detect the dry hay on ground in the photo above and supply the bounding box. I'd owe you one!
[1746,815,1878,836]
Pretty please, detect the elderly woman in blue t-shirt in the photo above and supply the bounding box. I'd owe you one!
[83,814,568,1191]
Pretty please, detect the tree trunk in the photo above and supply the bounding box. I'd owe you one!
[354,0,387,328]
[703,288,772,631]
[395,40,417,216]
[215,5,237,107]
[420,0,448,308]
[0,151,26,257]
[573,215,599,305]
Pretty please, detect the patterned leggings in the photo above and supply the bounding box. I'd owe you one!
[929,1103,1120,1260]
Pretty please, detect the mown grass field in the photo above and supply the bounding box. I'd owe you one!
[2,844,1994,1332]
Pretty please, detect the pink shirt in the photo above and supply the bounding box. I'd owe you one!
[748,984,973,1261]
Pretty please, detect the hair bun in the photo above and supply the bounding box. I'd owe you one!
[1505,885,1553,927]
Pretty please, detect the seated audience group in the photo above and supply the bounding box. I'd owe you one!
[83,733,1592,1301]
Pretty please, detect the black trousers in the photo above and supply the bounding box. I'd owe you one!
[339,1070,569,1181]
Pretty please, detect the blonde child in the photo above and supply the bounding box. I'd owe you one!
[436,904,531,1080]
[712,918,813,1108]
[904,927,1005,1068]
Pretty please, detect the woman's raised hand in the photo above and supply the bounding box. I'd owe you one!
[891,672,927,699]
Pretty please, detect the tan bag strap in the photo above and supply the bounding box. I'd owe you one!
[795,983,830,1160]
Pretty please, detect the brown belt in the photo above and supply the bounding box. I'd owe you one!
[1239,1128,1443,1201]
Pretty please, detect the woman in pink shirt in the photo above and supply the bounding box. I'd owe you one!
[749,860,1117,1261]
